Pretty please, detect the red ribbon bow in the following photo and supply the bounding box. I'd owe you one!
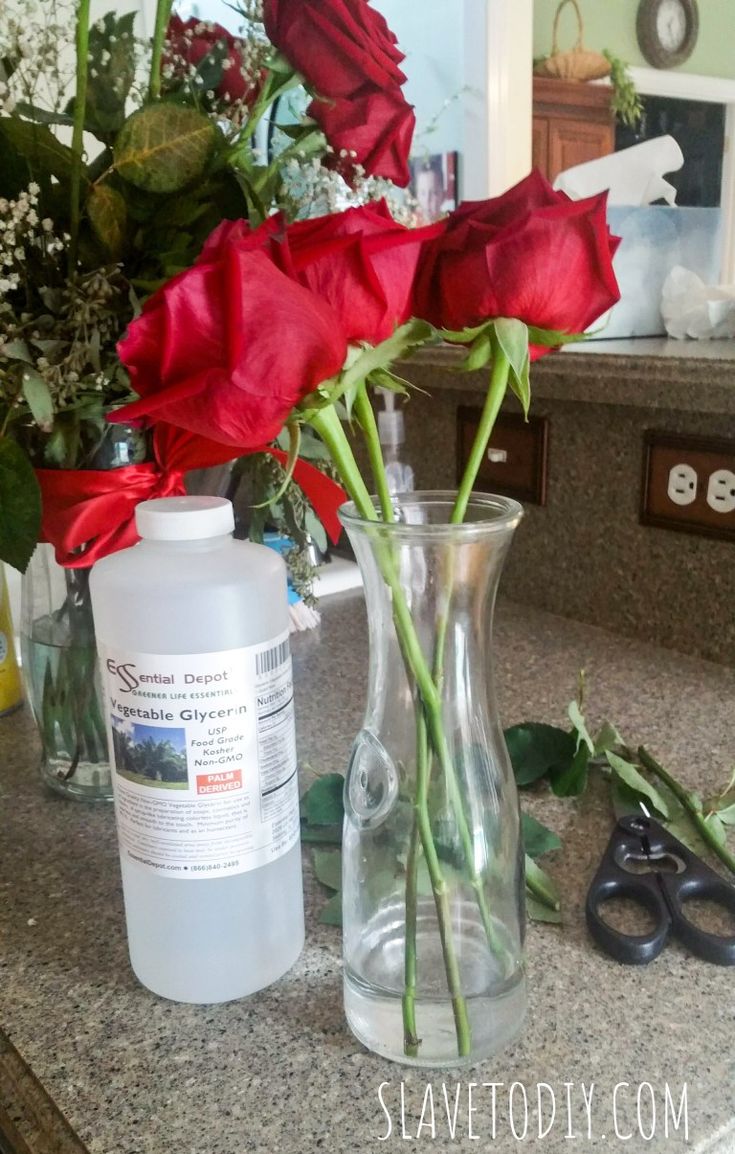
[36,424,345,568]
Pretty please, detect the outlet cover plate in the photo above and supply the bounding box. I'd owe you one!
[641,432,735,542]
[457,407,548,505]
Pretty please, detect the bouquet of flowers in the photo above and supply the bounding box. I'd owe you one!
[0,0,416,574]
[2,0,621,1063]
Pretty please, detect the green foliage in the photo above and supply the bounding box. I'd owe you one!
[0,438,41,572]
[69,12,136,141]
[603,50,643,130]
[115,104,218,194]
[0,119,74,190]
[87,183,128,260]
[505,722,576,787]
[305,773,345,827]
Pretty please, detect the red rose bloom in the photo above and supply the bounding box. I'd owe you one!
[262,0,414,186]
[311,89,416,190]
[113,240,347,448]
[413,170,621,349]
[199,205,444,346]
[263,0,405,100]
[165,14,256,104]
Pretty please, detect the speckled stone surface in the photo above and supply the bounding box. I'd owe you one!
[391,345,735,665]
[1,595,735,1153]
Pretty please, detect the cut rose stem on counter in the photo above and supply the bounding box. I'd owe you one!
[638,746,735,876]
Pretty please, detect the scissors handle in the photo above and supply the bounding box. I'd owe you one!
[587,815,735,966]
[586,828,671,964]
[660,862,735,966]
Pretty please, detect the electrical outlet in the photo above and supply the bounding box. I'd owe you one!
[707,469,735,514]
[641,433,735,541]
[667,464,697,506]
[457,407,548,505]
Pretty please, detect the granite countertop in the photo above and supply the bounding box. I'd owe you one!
[408,339,735,414]
[2,594,735,1154]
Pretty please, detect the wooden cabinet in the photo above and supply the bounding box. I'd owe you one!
[532,77,614,183]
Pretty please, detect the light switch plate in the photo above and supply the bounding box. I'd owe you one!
[456,408,549,505]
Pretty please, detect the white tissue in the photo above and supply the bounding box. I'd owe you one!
[661,266,735,340]
[554,136,684,206]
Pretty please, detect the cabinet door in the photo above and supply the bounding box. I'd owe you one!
[547,120,614,183]
[532,117,549,178]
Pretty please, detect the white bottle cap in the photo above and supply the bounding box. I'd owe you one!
[135,496,235,541]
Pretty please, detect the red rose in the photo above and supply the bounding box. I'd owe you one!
[263,0,405,100]
[199,206,443,345]
[413,170,621,348]
[262,0,414,186]
[311,89,416,189]
[113,242,347,448]
[165,14,256,104]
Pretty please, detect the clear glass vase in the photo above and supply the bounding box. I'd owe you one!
[21,547,111,801]
[340,491,527,1067]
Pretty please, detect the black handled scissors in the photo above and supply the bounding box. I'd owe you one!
[586,811,735,965]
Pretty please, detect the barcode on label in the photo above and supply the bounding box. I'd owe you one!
[256,638,290,676]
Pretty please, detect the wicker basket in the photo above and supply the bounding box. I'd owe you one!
[534,0,611,83]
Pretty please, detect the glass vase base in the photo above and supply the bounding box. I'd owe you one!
[40,758,113,802]
[344,967,526,1069]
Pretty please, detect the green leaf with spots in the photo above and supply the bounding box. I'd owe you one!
[115,104,217,193]
[0,439,41,572]
[87,183,127,259]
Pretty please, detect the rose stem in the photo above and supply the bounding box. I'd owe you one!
[352,382,509,971]
[148,0,173,102]
[638,747,735,877]
[69,0,91,275]
[354,384,421,1056]
[310,402,471,1057]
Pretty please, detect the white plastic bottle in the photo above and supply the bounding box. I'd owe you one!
[90,496,304,1003]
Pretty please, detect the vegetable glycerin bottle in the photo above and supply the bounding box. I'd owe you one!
[90,496,304,1003]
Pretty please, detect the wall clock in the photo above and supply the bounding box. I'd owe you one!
[636,0,699,69]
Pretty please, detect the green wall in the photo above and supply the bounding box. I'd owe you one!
[534,0,735,80]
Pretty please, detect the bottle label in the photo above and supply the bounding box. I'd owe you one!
[100,634,300,879]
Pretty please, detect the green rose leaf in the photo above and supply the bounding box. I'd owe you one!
[313,849,342,892]
[87,183,127,260]
[526,894,562,924]
[521,811,562,858]
[493,318,531,416]
[504,721,576,787]
[549,742,590,798]
[82,11,136,138]
[0,439,42,572]
[0,118,74,185]
[714,801,735,826]
[569,699,595,755]
[304,772,345,827]
[21,369,54,433]
[115,105,217,194]
[319,891,343,926]
[525,854,561,911]
[606,752,670,819]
